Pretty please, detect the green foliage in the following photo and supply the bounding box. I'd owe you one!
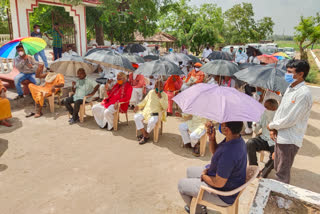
[224,3,274,44]
[294,13,320,60]
[305,68,318,84]
[0,0,9,34]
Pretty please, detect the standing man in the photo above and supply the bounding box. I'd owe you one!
[229,46,236,61]
[44,23,64,60]
[202,45,212,59]
[268,60,312,184]
[180,45,188,55]
[31,24,49,70]
[117,43,125,54]
[152,45,160,55]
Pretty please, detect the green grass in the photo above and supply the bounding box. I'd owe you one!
[306,51,320,85]
[276,40,320,51]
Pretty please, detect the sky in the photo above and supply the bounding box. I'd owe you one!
[189,0,320,35]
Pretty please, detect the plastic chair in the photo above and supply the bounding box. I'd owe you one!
[199,134,207,157]
[190,165,259,214]
[113,101,129,131]
[43,91,62,113]
[68,92,93,123]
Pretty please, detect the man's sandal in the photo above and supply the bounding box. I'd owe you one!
[139,137,150,145]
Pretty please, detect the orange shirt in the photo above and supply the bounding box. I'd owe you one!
[164,75,183,91]
[185,69,205,84]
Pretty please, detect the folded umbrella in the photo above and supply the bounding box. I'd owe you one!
[257,54,278,64]
[0,37,47,59]
[122,53,145,64]
[234,65,289,93]
[124,44,146,53]
[84,50,134,72]
[201,60,239,76]
[50,55,94,77]
[135,60,184,76]
[207,51,233,61]
[173,83,265,123]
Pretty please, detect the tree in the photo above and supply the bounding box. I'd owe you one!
[224,3,274,44]
[0,0,9,34]
[294,13,320,60]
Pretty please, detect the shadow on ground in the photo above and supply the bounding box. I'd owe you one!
[0,138,8,172]
[305,123,320,137]
[298,138,320,157]
[0,117,22,134]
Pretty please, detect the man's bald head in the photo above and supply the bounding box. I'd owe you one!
[77,68,86,79]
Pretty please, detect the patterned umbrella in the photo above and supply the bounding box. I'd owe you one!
[257,54,278,64]
[135,60,184,76]
[122,53,145,63]
[201,60,239,76]
[234,65,289,93]
[272,52,291,60]
[124,44,146,53]
[0,37,47,59]
[84,50,134,72]
[207,51,233,61]
[50,55,94,77]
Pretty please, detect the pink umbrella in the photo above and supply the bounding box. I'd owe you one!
[173,83,265,123]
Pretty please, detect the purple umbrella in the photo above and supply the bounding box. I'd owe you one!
[173,83,265,123]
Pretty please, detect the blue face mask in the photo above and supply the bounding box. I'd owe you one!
[155,88,163,93]
[219,124,222,134]
[257,91,262,96]
[285,73,296,84]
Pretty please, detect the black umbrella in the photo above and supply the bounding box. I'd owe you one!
[162,53,192,64]
[266,59,290,71]
[135,60,184,76]
[201,60,239,76]
[84,48,112,57]
[187,54,202,63]
[207,51,233,61]
[84,50,134,72]
[246,46,262,58]
[234,65,289,93]
[124,44,146,53]
[238,63,259,70]
[122,53,145,64]
[143,55,160,61]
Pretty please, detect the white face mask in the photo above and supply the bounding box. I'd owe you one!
[18,51,24,56]
[195,68,200,72]
[36,29,40,33]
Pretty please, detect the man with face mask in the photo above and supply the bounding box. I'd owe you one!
[181,63,204,91]
[64,68,99,124]
[134,80,168,144]
[31,24,49,69]
[268,59,312,184]
[178,121,247,213]
[202,45,212,59]
[44,23,64,60]
[13,44,40,100]
[28,68,65,118]
[247,99,278,171]
[92,72,133,130]
[235,47,248,64]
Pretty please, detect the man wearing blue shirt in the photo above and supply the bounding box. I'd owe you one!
[178,121,247,213]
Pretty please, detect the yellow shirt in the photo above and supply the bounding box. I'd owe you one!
[182,114,207,135]
[137,90,168,121]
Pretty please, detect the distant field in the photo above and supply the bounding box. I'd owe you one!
[276,40,320,51]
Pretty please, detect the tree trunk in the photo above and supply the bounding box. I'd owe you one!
[95,23,104,46]
[299,46,308,61]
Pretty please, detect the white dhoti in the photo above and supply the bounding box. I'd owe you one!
[130,88,143,106]
[98,84,106,99]
[92,103,116,130]
[179,123,206,147]
[134,113,159,133]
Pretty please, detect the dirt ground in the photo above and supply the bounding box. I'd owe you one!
[0,100,320,214]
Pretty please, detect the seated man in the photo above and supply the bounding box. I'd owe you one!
[164,75,183,115]
[221,76,236,88]
[96,65,116,100]
[181,63,204,91]
[129,65,145,108]
[62,44,79,57]
[0,80,12,127]
[134,80,168,145]
[206,75,220,85]
[28,68,65,118]
[146,75,156,93]
[64,68,99,124]
[178,121,247,213]
[13,43,40,100]
[177,113,207,156]
[235,47,248,64]
[92,72,133,131]
[247,99,278,176]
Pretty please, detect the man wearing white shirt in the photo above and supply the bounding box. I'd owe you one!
[235,47,248,64]
[202,45,212,59]
[268,60,312,184]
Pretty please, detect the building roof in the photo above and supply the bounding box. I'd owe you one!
[134,32,177,43]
